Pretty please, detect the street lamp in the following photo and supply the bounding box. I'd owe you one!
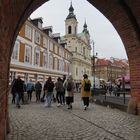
[92,42,97,95]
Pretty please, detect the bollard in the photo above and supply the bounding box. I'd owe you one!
[123,92,125,104]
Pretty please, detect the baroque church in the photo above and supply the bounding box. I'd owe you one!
[61,3,92,83]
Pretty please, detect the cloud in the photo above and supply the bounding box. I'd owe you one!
[31,0,127,59]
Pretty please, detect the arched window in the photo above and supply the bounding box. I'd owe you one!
[68,26,72,34]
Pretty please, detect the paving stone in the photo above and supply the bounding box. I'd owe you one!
[8,93,140,140]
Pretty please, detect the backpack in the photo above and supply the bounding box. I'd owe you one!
[84,80,91,92]
[67,82,72,91]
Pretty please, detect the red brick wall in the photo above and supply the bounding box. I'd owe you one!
[0,0,140,139]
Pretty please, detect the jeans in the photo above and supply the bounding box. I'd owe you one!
[61,91,65,104]
[56,92,62,104]
[16,92,21,106]
[45,92,53,106]
[36,90,41,102]
[27,90,32,101]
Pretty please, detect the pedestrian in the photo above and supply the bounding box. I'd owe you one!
[12,75,24,108]
[26,79,34,102]
[61,75,66,105]
[112,83,118,96]
[21,80,26,104]
[35,81,42,102]
[55,77,64,106]
[44,77,54,107]
[11,78,16,104]
[81,74,91,110]
[63,75,75,109]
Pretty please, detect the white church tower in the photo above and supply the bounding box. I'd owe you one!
[62,2,92,83]
[65,2,78,36]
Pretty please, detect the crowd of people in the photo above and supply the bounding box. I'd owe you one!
[11,74,91,110]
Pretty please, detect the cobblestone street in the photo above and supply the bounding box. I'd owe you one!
[8,93,140,140]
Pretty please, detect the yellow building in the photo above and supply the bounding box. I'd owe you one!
[61,3,92,83]
[10,18,72,84]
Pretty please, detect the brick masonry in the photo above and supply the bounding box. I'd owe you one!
[0,0,140,139]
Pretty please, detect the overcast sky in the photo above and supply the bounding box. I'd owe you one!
[30,0,127,59]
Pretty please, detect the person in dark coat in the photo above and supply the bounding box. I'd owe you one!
[44,77,54,107]
[35,81,42,102]
[55,77,64,106]
[11,78,16,104]
[61,75,66,104]
[12,75,24,108]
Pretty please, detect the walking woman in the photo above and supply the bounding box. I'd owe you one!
[81,74,91,110]
[63,75,75,109]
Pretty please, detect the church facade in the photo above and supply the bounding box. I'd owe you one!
[61,3,92,83]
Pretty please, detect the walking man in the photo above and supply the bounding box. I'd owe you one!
[35,81,42,102]
[12,75,24,108]
[26,79,34,102]
[44,77,54,107]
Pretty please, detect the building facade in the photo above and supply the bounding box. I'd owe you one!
[10,18,72,84]
[61,3,92,83]
[94,57,129,82]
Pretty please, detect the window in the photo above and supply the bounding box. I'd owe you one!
[35,31,40,44]
[59,59,61,71]
[59,59,64,71]
[68,26,71,34]
[54,45,57,54]
[76,67,78,76]
[60,47,63,56]
[49,53,53,69]
[54,57,57,70]
[25,25,32,39]
[43,37,47,48]
[35,47,40,66]
[62,61,64,71]
[49,41,53,51]
[43,52,47,67]
[25,45,31,63]
[12,40,20,60]
[53,44,56,53]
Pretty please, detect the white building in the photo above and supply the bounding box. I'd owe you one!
[61,3,92,83]
[10,18,72,84]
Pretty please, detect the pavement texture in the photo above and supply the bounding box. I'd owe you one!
[8,93,140,140]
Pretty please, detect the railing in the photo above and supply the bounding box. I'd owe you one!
[92,88,130,105]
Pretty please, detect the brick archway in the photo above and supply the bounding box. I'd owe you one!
[0,0,139,139]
